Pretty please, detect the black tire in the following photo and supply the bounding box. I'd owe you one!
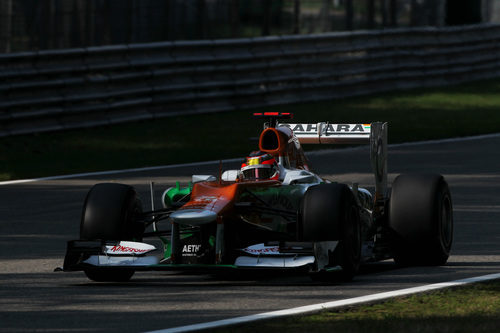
[301,183,361,281]
[80,183,144,282]
[80,183,144,241]
[389,174,453,266]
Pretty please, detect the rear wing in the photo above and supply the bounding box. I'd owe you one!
[280,121,388,203]
[279,123,371,145]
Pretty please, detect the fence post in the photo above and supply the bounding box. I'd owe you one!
[0,0,12,52]
[345,0,353,30]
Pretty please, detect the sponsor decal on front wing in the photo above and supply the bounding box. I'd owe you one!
[105,241,156,255]
[241,243,281,255]
[182,244,202,257]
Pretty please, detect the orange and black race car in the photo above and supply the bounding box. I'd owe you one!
[62,113,453,282]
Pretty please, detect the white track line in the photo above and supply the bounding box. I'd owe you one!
[2,133,499,186]
[0,158,242,186]
[145,272,500,333]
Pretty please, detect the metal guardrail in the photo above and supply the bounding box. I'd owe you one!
[1,24,500,137]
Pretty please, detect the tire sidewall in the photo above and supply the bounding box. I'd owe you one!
[433,180,453,263]
[301,183,361,280]
[79,183,143,282]
[389,174,453,266]
[337,196,361,279]
[80,183,143,241]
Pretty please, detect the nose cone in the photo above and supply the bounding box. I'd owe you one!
[169,209,217,225]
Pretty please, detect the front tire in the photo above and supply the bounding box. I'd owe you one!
[301,183,361,281]
[389,174,453,266]
[80,183,144,282]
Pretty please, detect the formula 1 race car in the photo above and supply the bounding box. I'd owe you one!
[63,112,453,282]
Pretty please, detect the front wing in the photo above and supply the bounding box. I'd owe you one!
[63,240,340,273]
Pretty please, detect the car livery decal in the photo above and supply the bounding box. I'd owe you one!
[241,243,281,255]
[105,241,156,255]
[281,123,371,135]
[279,123,371,144]
[182,244,202,257]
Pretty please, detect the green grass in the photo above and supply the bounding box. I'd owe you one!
[2,78,500,181]
[213,280,500,333]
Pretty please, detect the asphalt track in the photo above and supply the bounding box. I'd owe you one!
[1,135,500,333]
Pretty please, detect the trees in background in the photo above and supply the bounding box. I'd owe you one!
[0,0,492,53]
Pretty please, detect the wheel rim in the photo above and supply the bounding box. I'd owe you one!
[440,195,453,248]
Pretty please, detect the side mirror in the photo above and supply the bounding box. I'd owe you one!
[221,170,239,182]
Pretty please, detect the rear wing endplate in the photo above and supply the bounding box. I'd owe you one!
[280,122,388,202]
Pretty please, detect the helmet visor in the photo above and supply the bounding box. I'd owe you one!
[241,165,274,180]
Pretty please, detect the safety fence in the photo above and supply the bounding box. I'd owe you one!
[1,23,500,137]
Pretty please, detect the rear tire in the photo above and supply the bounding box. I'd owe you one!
[389,174,453,266]
[80,183,144,282]
[301,183,361,281]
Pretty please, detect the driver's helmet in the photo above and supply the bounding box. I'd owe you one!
[240,151,279,181]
